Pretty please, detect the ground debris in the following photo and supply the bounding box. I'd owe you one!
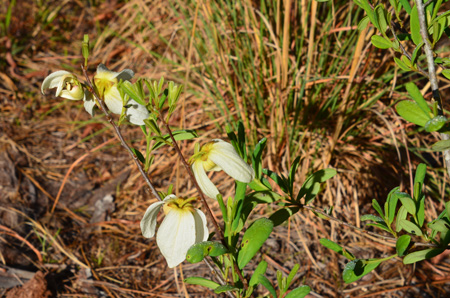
[5,271,51,298]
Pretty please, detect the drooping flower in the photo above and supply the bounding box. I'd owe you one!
[93,64,149,125]
[140,195,209,268]
[41,70,85,101]
[190,139,255,199]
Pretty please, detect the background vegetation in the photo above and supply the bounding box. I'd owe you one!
[1,0,450,296]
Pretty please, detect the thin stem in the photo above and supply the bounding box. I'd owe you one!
[80,65,162,202]
[414,0,450,178]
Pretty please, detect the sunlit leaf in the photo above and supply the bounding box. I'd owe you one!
[237,218,273,269]
[403,248,445,264]
[396,235,411,256]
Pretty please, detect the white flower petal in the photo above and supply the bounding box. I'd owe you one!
[193,209,209,242]
[41,70,72,95]
[192,160,220,199]
[104,86,123,114]
[83,92,96,116]
[157,209,196,268]
[96,64,134,81]
[209,141,255,183]
[125,99,149,125]
[140,201,165,238]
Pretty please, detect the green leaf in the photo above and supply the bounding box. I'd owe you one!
[120,80,146,106]
[375,5,388,33]
[259,275,277,298]
[319,238,355,260]
[214,285,239,294]
[186,241,228,263]
[371,35,392,49]
[372,199,384,218]
[399,0,411,14]
[411,42,424,64]
[237,218,274,269]
[396,101,431,127]
[366,222,392,233]
[398,219,423,236]
[263,169,288,194]
[442,69,450,80]
[286,264,300,288]
[425,115,447,132]
[428,219,450,233]
[285,286,311,298]
[361,214,385,223]
[394,57,411,71]
[403,248,445,264]
[131,147,145,164]
[252,138,267,179]
[446,201,450,219]
[410,5,423,46]
[417,195,425,227]
[398,193,416,215]
[343,259,382,283]
[249,261,268,287]
[297,169,337,204]
[396,235,411,256]
[269,207,300,226]
[385,187,400,225]
[414,163,427,187]
[151,130,198,150]
[288,156,301,196]
[358,15,370,31]
[405,83,431,116]
[184,277,220,289]
[396,206,408,232]
[432,139,450,151]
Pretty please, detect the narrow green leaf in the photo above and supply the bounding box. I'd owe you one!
[238,218,274,269]
[184,277,220,289]
[396,101,431,127]
[263,169,289,193]
[249,261,268,287]
[394,57,411,71]
[410,5,423,45]
[259,275,277,298]
[446,201,450,219]
[414,163,427,187]
[215,285,239,294]
[286,264,300,287]
[288,156,301,195]
[319,238,355,260]
[285,286,311,298]
[372,199,384,218]
[399,0,411,14]
[375,5,388,33]
[371,35,392,49]
[385,187,400,225]
[411,43,424,64]
[361,214,385,223]
[398,219,423,236]
[131,147,145,164]
[417,195,425,227]
[252,138,267,179]
[297,169,337,204]
[151,130,198,150]
[358,15,370,31]
[121,81,146,106]
[396,235,411,256]
[403,248,445,264]
[366,222,392,233]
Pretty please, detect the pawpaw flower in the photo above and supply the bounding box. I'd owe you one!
[140,195,209,268]
[190,139,255,199]
[93,64,149,125]
[41,71,85,101]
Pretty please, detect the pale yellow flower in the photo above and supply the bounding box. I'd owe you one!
[190,139,255,199]
[41,71,84,101]
[140,195,208,268]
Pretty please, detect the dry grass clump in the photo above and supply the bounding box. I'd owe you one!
[1,0,450,297]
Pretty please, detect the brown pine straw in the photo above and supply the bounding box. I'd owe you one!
[51,138,117,213]
[0,224,43,262]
